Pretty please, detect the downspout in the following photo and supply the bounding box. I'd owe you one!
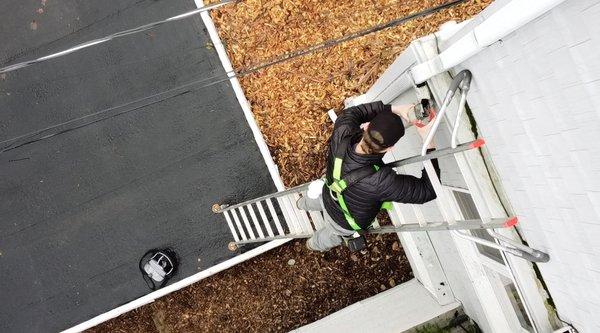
[410,0,567,84]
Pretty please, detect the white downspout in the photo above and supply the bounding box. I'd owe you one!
[410,0,567,84]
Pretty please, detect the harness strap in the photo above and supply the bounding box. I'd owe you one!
[327,135,392,231]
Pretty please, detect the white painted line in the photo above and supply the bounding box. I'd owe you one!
[196,0,285,192]
[62,239,290,333]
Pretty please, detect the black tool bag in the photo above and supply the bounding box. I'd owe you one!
[139,248,178,290]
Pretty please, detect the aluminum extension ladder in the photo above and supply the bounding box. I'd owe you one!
[213,70,549,263]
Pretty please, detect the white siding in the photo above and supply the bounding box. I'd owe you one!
[452,1,600,331]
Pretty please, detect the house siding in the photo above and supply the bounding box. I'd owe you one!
[451,1,600,331]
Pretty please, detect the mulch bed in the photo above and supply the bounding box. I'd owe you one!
[89,1,491,331]
[90,234,411,333]
[208,0,492,186]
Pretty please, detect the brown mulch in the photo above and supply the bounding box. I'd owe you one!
[90,234,411,333]
[208,0,492,187]
[90,1,492,332]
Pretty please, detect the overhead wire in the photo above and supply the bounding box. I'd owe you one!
[1,0,468,154]
[0,0,237,74]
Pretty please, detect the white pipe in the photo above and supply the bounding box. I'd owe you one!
[410,0,566,84]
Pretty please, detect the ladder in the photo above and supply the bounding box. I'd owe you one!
[213,70,549,263]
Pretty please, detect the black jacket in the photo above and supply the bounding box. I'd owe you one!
[322,101,441,230]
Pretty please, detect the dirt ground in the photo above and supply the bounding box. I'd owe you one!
[90,0,492,331]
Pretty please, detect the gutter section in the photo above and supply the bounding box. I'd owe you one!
[410,0,567,84]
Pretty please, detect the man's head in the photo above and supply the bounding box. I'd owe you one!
[359,111,405,154]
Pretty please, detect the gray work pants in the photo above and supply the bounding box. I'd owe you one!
[297,194,354,252]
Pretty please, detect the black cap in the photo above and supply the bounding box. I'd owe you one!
[367,111,405,148]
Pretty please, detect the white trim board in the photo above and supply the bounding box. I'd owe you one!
[62,2,291,331]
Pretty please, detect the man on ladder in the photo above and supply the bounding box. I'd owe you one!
[297,101,439,252]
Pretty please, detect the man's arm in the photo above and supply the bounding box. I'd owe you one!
[334,101,390,134]
[379,156,441,204]
[380,112,440,204]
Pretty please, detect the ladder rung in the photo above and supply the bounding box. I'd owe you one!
[234,233,315,244]
[246,204,265,239]
[223,210,240,242]
[276,196,301,234]
[238,207,256,239]
[230,209,248,240]
[266,198,285,235]
[255,201,275,237]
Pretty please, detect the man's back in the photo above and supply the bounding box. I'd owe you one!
[321,102,440,231]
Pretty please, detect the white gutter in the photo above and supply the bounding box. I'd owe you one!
[410,0,567,84]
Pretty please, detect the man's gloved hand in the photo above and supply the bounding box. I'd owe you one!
[416,112,436,149]
[391,104,415,122]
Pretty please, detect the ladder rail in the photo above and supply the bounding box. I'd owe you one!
[215,183,310,213]
[421,69,548,263]
[214,142,482,216]
[231,218,515,245]
[449,73,548,262]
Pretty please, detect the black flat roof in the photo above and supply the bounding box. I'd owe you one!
[0,1,276,332]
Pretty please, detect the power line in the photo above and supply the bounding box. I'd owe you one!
[0,0,237,74]
[1,0,468,154]
[235,0,467,76]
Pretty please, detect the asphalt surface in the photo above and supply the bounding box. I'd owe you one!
[0,1,276,332]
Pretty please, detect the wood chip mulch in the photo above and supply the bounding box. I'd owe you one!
[208,0,492,187]
[89,1,491,332]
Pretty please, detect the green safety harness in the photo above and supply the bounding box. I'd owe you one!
[327,136,392,231]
